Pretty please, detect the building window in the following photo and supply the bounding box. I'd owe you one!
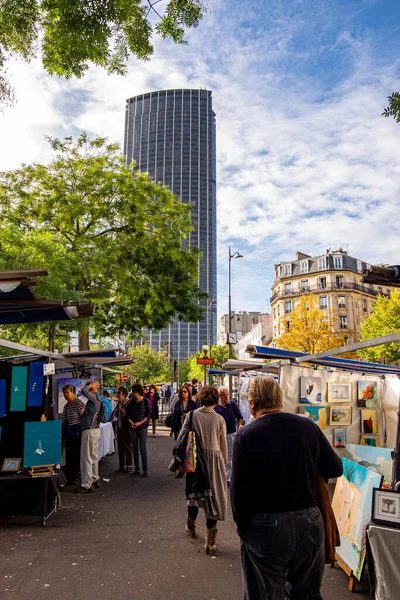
[318,258,326,270]
[336,275,344,288]
[284,264,292,277]
[301,279,309,291]
[339,316,347,329]
[301,260,308,274]
[319,277,327,290]
[362,299,367,311]
[285,282,292,294]
[319,296,328,309]
[357,260,362,273]
[338,295,346,308]
[285,301,292,314]
[334,255,342,269]
[273,308,276,319]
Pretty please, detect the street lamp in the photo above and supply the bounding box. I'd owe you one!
[228,246,243,398]
[201,344,210,385]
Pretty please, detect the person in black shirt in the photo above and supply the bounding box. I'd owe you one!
[126,383,151,477]
[231,376,343,600]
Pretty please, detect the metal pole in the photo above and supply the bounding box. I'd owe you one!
[228,247,232,398]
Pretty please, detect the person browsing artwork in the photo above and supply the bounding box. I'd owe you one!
[61,385,85,485]
[125,384,151,477]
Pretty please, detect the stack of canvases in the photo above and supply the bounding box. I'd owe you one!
[0,360,61,473]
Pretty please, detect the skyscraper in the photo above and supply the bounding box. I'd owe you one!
[124,89,217,361]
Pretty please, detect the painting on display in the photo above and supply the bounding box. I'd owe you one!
[0,379,6,417]
[360,435,380,447]
[345,443,392,487]
[330,407,352,426]
[360,409,378,434]
[357,381,378,408]
[10,366,28,411]
[298,406,326,429]
[333,428,347,448]
[239,376,255,424]
[27,362,46,407]
[327,382,352,403]
[57,377,93,414]
[300,377,322,404]
[23,421,62,468]
[332,457,382,580]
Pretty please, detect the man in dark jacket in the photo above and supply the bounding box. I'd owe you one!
[230,376,343,600]
[126,383,151,476]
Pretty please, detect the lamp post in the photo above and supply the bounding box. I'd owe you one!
[201,344,210,385]
[228,246,243,398]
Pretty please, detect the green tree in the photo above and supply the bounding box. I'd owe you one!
[123,344,170,384]
[382,92,400,124]
[187,344,230,381]
[276,294,346,354]
[0,0,206,105]
[0,134,204,349]
[359,290,400,363]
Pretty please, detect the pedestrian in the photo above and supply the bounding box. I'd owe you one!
[230,376,343,600]
[145,384,160,437]
[77,381,108,494]
[165,385,172,405]
[171,384,198,441]
[191,378,199,399]
[177,385,228,554]
[214,386,244,485]
[61,385,85,484]
[114,386,133,473]
[126,383,151,477]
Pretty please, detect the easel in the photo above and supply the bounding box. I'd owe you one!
[332,555,358,592]
[28,465,55,477]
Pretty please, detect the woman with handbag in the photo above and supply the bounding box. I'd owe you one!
[176,385,228,554]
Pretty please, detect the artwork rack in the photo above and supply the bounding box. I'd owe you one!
[333,555,358,592]
[28,465,55,477]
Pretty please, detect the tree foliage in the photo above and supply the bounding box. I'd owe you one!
[382,92,400,124]
[123,344,170,384]
[276,294,346,354]
[0,0,206,105]
[359,290,400,363]
[187,344,230,381]
[0,134,204,349]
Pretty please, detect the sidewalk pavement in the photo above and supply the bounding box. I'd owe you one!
[0,426,370,599]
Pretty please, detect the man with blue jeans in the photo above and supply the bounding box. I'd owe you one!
[126,383,151,476]
[214,386,244,484]
[231,376,343,600]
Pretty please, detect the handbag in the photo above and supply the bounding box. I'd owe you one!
[165,412,173,428]
[182,412,196,473]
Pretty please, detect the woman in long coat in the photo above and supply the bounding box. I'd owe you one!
[178,385,228,554]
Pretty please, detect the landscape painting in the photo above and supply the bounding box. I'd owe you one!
[300,376,322,404]
[332,457,382,580]
[298,406,326,429]
[330,407,352,426]
[333,428,347,448]
[327,382,352,403]
[345,444,392,487]
[357,381,378,408]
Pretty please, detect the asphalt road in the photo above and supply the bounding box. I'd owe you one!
[0,427,370,600]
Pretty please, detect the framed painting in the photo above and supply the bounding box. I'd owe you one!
[357,381,378,408]
[333,428,347,448]
[1,458,22,472]
[23,421,62,468]
[332,457,382,580]
[372,488,400,527]
[329,407,352,426]
[345,444,392,487]
[360,409,378,434]
[327,382,352,403]
[298,406,326,429]
[300,377,322,404]
[360,435,380,447]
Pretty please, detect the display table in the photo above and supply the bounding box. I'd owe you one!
[0,471,65,523]
[367,524,400,600]
[99,422,114,459]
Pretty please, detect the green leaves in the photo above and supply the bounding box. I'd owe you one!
[359,290,400,363]
[382,92,400,124]
[124,344,171,384]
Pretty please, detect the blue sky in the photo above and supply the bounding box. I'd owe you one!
[0,0,399,318]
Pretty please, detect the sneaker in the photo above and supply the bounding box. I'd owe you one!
[152,434,157,438]
[93,479,101,489]
[131,469,141,477]
[75,485,93,495]
[142,471,149,477]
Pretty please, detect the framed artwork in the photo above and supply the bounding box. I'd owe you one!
[345,444,392,487]
[333,428,347,448]
[1,458,22,472]
[10,366,28,411]
[360,409,378,434]
[357,381,378,408]
[57,377,94,413]
[332,457,382,580]
[330,407,352,426]
[327,382,352,403]
[298,406,326,429]
[23,421,62,468]
[372,488,400,527]
[300,377,322,404]
[360,435,380,447]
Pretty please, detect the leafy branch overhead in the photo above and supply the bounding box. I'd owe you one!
[0,0,207,104]
[382,92,400,123]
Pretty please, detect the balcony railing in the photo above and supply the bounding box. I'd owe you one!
[270,282,390,303]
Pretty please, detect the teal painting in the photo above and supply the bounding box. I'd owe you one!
[10,366,28,411]
[23,421,62,468]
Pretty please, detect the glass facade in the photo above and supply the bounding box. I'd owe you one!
[123,89,217,361]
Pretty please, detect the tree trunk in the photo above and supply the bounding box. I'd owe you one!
[78,327,90,351]
[48,323,57,352]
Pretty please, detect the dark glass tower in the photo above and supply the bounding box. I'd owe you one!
[124,89,217,361]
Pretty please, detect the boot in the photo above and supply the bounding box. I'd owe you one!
[185,517,197,538]
[205,525,217,554]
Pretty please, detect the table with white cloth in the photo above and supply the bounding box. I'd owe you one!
[98,422,115,459]
[366,523,400,600]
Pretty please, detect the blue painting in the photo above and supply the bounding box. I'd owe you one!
[298,405,327,429]
[300,376,322,404]
[344,444,392,487]
[0,379,6,417]
[23,421,62,468]
[27,362,46,407]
